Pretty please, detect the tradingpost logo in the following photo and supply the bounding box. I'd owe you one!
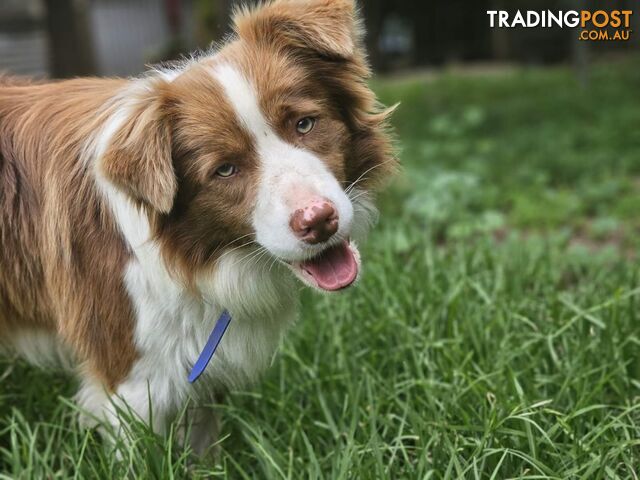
[487,9,633,41]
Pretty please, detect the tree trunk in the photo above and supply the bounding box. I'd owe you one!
[44,0,96,78]
[569,0,589,88]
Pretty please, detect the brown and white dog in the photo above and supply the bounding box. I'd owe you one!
[0,0,394,453]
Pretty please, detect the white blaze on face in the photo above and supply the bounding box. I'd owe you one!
[211,64,354,262]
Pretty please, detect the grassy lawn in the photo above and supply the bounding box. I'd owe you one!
[2,57,640,478]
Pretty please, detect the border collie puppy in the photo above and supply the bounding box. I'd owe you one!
[0,0,395,453]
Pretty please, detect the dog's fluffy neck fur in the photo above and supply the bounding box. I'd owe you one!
[99,158,298,401]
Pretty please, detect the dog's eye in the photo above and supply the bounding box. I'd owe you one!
[296,117,316,135]
[214,163,238,178]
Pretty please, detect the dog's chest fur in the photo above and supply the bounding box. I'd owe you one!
[103,183,297,411]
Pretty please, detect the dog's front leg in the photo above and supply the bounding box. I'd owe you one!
[76,372,174,447]
[178,399,222,459]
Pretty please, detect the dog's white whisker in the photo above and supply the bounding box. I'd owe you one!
[216,238,258,261]
[345,158,395,194]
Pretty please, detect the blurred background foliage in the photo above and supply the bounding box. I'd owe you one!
[373,57,640,257]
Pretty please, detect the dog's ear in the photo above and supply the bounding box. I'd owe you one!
[234,0,360,60]
[99,84,176,214]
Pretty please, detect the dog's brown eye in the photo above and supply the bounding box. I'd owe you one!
[296,117,316,135]
[214,163,237,178]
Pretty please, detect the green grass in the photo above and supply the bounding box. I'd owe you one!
[2,56,640,478]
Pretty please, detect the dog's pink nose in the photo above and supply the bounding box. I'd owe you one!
[290,198,339,244]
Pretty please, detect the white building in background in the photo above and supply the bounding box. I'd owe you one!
[0,0,195,78]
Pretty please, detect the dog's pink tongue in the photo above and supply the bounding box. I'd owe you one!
[301,241,358,291]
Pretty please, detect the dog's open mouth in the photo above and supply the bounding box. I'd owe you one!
[289,240,359,291]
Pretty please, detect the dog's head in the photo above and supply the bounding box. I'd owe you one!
[100,0,396,292]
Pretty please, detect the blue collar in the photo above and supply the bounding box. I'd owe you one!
[188,310,232,383]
